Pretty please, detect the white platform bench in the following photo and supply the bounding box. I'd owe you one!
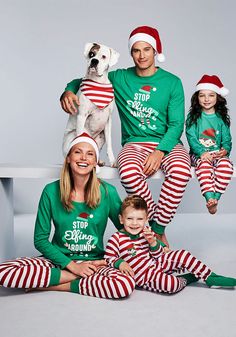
[0,164,235,262]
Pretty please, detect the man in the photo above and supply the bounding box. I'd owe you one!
[60,26,192,246]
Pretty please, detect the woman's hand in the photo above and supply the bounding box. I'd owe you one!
[60,91,80,115]
[90,259,107,267]
[66,261,97,277]
[119,262,135,277]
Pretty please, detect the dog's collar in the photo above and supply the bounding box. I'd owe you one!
[80,79,114,109]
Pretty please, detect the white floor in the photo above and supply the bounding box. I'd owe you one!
[0,213,236,337]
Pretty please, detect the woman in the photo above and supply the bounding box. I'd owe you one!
[0,133,135,298]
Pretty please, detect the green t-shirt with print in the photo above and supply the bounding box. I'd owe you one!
[186,111,232,158]
[64,67,185,154]
[34,180,122,269]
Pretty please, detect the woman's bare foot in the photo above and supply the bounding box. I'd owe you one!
[25,282,71,293]
[207,198,218,215]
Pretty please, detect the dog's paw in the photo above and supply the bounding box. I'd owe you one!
[98,160,106,167]
[110,161,118,168]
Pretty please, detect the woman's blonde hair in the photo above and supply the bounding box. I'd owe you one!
[60,158,101,211]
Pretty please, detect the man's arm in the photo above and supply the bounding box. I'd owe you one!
[157,78,185,153]
[143,78,184,176]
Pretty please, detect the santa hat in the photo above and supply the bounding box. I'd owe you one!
[128,25,165,62]
[202,128,216,139]
[196,75,229,97]
[67,132,99,162]
[139,85,156,94]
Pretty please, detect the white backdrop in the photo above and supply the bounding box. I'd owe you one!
[0,0,235,214]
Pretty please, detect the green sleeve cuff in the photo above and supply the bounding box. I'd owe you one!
[61,257,73,270]
[155,147,168,155]
[157,239,166,247]
[64,79,81,93]
[114,259,125,269]
[149,241,160,251]
[149,220,166,235]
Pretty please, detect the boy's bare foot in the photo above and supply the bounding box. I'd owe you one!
[206,198,218,215]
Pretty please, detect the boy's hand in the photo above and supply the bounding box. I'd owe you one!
[163,247,171,254]
[119,262,135,277]
[143,226,157,247]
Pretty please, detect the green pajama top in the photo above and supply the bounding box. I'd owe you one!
[34,180,122,269]
[186,111,232,158]
[64,67,185,154]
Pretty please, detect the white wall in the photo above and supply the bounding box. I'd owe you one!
[0,0,235,213]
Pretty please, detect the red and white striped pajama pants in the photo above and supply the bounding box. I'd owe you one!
[117,143,191,227]
[76,265,135,298]
[142,249,211,294]
[0,257,135,299]
[191,155,234,196]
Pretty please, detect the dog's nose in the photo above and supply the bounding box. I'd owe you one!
[90,58,99,67]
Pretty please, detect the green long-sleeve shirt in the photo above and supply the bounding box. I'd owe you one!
[185,111,232,158]
[34,180,122,269]
[64,67,185,154]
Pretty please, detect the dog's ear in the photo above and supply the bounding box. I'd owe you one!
[109,48,120,68]
[84,43,94,58]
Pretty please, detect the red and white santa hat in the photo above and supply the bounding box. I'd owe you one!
[67,132,99,162]
[128,25,165,62]
[195,74,229,97]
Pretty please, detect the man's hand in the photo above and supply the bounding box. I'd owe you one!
[60,91,80,115]
[119,262,135,277]
[200,152,213,163]
[143,149,164,176]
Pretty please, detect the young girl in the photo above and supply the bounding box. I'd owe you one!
[186,75,233,214]
[105,195,236,294]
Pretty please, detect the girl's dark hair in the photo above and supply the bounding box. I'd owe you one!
[186,91,230,128]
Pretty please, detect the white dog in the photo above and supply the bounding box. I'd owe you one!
[63,42,119,166]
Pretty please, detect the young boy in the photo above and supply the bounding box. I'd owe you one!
[104,195,236,294]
